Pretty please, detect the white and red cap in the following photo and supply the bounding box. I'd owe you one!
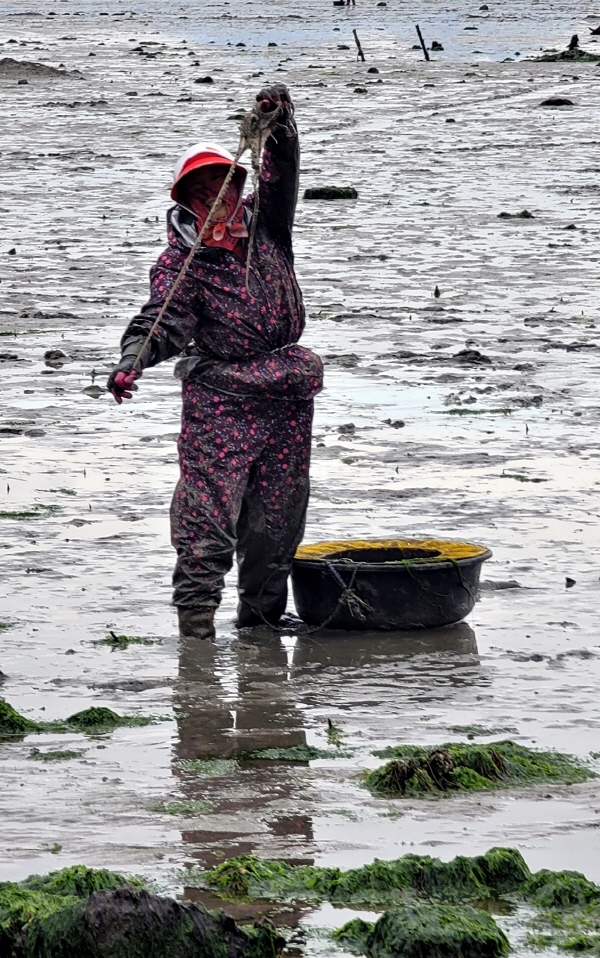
[171,142,247,205]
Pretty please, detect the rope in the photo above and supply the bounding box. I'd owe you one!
[131,100,285,373]
[249,559,373,635]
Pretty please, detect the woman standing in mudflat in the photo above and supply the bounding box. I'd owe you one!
[107,84,323,640]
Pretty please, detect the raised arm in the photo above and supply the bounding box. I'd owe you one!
[254,84,299,250]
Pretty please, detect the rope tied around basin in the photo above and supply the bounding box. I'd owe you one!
[131,99,288,373]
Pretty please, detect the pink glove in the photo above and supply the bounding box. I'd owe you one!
[107,367,141,404]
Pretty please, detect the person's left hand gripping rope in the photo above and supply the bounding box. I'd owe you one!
[107,355,142,404]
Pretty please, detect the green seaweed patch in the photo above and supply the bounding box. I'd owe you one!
[0,698,163,739]
[0,621,13,632]
[333,917,374,952]
[203,847,531,907]
[240,744,350,762]
[21,865,143,898]
[524,871,600,909]
[350,903,510,958]
[61,707,157,734]
[0,504,61,520]
[93,631,161,651]
[0,698,42,737]
[327,718,343,747]
[366,741,595,797]
[29,748,85,762]
[178,758,238,777]
[48,488,77,496]
[150,799,213,816]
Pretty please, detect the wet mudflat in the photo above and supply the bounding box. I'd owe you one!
[2,0,600,952]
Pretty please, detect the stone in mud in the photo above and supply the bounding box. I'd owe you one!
[539,96,575,106]
[362,904,510,958]
[2,872,282,958]
[303,186,358,200]
[497,210,534,219]
[453,349,492,364]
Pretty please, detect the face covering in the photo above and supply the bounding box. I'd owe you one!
[184,175,249,252]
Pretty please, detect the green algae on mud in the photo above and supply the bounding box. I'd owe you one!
[0,504,61,520]
[524,872,600,953]
[240,744,350,762]
[203,847,531,907]
[336,903,510,958]
[177,758,239,777]
[28,747,85,762]
[365,741,594,797]
[149,799,213,816]
[0,698,163,738]
[93,632,161,651]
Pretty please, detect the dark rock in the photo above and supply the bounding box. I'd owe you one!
[431,41,444,51]
[539,96,574,106]
[354,86,368,93]
[304,186,358,199]
[566,577,576,588]
[338,423,356,435]
[383,419,405,428]
[453,349,492,365]
[367,66,379,73]
[195,75,214,83]
[497,210,534,219]
[44,349,67,361]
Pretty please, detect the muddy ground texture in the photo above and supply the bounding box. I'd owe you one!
[2,0,600,955]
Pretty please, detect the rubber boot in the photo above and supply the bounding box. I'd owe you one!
[177,606,216,641]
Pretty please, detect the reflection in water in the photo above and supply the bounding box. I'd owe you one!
[174,622,479,873]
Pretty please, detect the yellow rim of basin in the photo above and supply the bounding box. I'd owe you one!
[294,538,490,563]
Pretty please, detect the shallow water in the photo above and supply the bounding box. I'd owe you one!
[2,0,600,952]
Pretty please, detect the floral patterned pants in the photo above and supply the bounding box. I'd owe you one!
[171,382,313,624]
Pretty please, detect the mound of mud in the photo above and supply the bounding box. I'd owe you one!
[0,867,282,958]
[336,904,510,958]
[531,48,600,62]
[365,741,595,796]
[0,57,81,79]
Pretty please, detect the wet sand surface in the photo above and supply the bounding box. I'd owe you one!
[2,0,600,947]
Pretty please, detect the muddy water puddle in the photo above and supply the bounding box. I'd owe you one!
[2,1,600,952]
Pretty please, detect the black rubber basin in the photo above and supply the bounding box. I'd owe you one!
[291,538,492,631]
